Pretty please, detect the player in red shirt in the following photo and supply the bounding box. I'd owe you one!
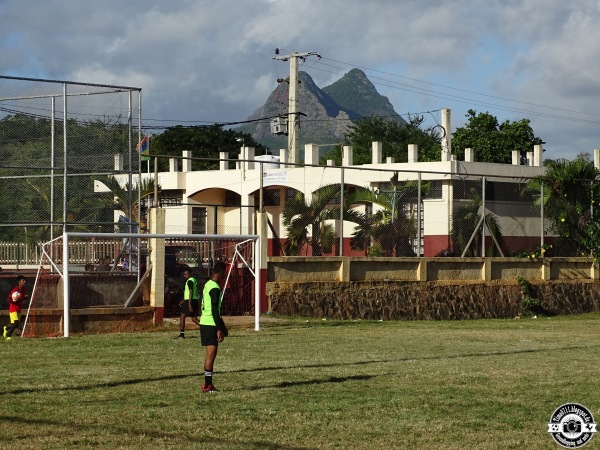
[4,276,27,340]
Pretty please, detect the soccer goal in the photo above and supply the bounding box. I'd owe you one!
[24,232,261,338]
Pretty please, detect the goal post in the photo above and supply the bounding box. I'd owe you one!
[28,232,261,338]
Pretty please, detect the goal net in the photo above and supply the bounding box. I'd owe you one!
[23,232,260,338]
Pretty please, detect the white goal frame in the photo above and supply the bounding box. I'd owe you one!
[56,232,261,337]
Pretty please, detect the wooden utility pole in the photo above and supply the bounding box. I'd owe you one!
[273,50,320,165]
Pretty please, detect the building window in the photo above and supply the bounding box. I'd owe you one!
[453,180,480,200]
[453,180,533,202]
[254,188,281,206]
[486,181,533,202]
[161,189,183,206]
[427,180,443,199]
[192,207,207,234]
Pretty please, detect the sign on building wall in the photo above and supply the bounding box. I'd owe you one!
[263,170,288,186]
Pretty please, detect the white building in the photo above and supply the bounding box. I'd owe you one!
[100,140,548,258]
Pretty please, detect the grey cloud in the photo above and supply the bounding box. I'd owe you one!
[1,0,599,159]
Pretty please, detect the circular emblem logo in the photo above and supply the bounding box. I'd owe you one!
[547,403,597,448]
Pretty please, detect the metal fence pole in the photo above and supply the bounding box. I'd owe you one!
[481,176,486,257]
[62,83,68,234]
[128,91,133,234]
[540,182,544,249]
[417,172,422,257]
[340,167,344,256]
[50,96,55,266]
[62,232,70,338]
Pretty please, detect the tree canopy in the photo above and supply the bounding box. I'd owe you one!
[451,109,543,164]
[344,176,423,257]
[148,125,266,171]
[282,184,341,256]
[0,113,132,242]
[322,115,442,165]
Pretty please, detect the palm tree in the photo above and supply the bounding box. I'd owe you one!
[526,157,600,256]
[20,177,118,242]
[93,175,160,230]
[282,184,341,256]
[345,177,425,257]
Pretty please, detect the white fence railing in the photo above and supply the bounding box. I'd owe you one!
[0,237,239,267]
[0,242,42,266]
[0,240,122,267]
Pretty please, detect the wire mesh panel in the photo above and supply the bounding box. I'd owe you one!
[0,75,142,255]
[447,176,547,257]
[274,165,344,256]
[263,163,555,258]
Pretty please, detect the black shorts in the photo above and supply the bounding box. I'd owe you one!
[200,325,219,346]
[180,299,199,317]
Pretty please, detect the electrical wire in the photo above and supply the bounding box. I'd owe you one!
[5,55,600,131]
[310,57,600,125]
[319,57,600,118]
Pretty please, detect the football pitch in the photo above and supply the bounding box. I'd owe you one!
[1,314,599,449]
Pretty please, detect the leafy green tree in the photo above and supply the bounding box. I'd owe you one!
[451,109,543,163]
[149,126,266,172]
[527,157,600,256]
[322,115,441,165]
[282,184,341,256]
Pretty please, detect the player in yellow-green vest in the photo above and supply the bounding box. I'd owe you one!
[200,261,228,393]
[176,269,199,339]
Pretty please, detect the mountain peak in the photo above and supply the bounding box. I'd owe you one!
[323,69,403,122]
[237,68,405,152]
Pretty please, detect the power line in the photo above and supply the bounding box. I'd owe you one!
[317,57,600,119]
[307,58,600,127]
[6,56,600,131]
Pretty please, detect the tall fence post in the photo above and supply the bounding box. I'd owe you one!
[339,167,344,256]
[62,232,70,338]
[482,176,486,257]
[50,96,56,269]
[417,172,422,257]
[62,83,68,235]
[540,182,544,250]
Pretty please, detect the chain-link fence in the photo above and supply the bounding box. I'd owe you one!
[0,75,142,268]
[0,83,591,267]
[114,153,585,259]
[263,165,552,258]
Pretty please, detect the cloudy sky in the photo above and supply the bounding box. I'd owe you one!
[1,0,599,161]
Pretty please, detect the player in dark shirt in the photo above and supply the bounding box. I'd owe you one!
[175,269,199,339]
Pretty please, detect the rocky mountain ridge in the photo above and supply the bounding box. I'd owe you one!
[237,68,404,152]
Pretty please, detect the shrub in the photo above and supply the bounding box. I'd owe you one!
[367,243,384,257]
[516,276,541,314]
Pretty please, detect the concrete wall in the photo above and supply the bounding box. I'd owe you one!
[0,272,151,336]
[267,257,599,282]
[0,307,156,336]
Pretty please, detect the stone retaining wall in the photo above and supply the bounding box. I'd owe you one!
[266,280,600,320]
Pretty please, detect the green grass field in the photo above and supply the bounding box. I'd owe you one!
[1,314,599,449]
